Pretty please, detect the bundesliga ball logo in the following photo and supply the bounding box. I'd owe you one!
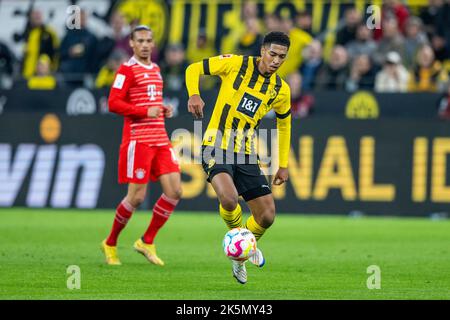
[223,227,257,261]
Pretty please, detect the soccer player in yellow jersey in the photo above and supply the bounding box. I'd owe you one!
[185,32,291,284]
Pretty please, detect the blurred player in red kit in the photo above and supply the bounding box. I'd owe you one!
[101,25,182,266]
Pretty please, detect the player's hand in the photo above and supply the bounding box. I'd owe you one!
[163,105,173,118]
[188,94,205,119]
[147,106,162,118]
[272,167,289,186]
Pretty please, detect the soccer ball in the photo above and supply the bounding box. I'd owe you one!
[222,227,257,261]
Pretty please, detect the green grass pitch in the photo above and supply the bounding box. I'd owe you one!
[1,208,449,300]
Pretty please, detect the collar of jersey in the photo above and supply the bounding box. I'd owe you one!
[130,56,154,70]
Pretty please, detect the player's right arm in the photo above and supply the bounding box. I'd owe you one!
[108,64,159,119]
[185,54,238,119]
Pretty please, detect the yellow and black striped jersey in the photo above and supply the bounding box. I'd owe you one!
[185,54,291,167]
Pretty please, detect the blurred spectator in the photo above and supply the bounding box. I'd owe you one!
[437,82,450,119]
[373,16,406,66]
[385,0,411,33]
[346,54,376,92]
[295,10,313,36]
[59,9,97,87]
[96,11,132,72]
[129,18,140,32]
[435,0,450,60]
[408,44,449,92]
[5,1,450,101]
[95,49,127,89]
[186,30,216,63]
[277,14,313,79]
[94,11,134,72]
[430,33,450,62]
[287,71,314,118]
[110,11,133,57]
[242,0,259,20]
[96,13,164,70]
[264,13,281,33]
[19,9,59,79]
[186,30,217,90]
[27,54,56,90]
[336,7,363,46]
[419,0,444,37]
[237,0,263,56]
[299,40,323,92]
[404,16,429,68]
[315,45,349,90]
[375,51,410,92]
[160,43,189,92]
[237,17,263,56]
[374,0,410,40]
[0,41,15,89]
[346,24,377,60]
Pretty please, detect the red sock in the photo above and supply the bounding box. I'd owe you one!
[142,194,179,244]
[106,199,135,246]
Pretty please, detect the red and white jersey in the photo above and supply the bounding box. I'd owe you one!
[108,56,169,146]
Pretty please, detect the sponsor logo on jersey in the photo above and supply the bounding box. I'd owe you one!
[237,93,262,118]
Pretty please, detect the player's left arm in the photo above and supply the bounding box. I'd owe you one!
[272,85,292,185]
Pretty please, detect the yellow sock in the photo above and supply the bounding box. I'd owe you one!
[244,215,266,241]
[219,204,243,229]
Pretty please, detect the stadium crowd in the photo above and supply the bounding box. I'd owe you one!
[0,0,449,118]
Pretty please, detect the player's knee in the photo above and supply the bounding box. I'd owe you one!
[130,195,145,207]
[127,191,146,207]
[165,188,182,201]
[220,195,239,212]
[260,206,276,228]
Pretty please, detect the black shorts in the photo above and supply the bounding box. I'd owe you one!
[201,146,272,202]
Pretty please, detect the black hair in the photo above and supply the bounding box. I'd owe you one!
[262,31,290,49]
[131,25,152,39]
